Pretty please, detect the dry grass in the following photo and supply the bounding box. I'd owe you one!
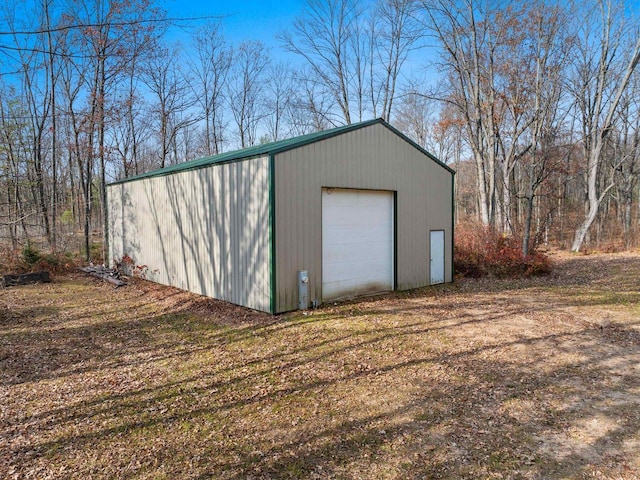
[2,252,640,479]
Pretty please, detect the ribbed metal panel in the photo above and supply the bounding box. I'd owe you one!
[107,156,271,312]
[274,123,453,313]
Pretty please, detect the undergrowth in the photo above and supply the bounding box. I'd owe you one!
[0,244,80,274]
[454,223,553,278]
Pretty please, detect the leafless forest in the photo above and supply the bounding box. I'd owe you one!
[1,0,639,261]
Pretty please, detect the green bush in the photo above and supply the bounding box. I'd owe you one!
[1,244,79,274]
[41,253,60,268]
[21,243,41,266]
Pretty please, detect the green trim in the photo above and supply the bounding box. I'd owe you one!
[382,122,456,175]
[393,191,398,290]
[108,118,455,187]
[266,118,378,156]
[269,155,277,314]
[451,171,456,281]
[110,119,380,186]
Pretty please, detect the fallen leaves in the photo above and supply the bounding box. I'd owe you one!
[1,254,640,478]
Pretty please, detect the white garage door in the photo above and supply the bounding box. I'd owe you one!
[322,188,394,300]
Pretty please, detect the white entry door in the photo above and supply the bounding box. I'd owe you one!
[322,188,394,300]
[430,230,445,284]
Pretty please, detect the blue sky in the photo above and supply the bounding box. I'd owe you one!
[159,0,435,86]
[162,0,304,55]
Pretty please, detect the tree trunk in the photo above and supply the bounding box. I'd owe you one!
[522,194,535,256]
[45,0,58,251]
[474,151,490,226]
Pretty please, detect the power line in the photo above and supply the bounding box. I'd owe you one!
[0,14,226,60]
[0,68,27,76]
[0,15,224,36]
[0,43,91,59]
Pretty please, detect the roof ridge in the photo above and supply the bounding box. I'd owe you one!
[108,117,453,186]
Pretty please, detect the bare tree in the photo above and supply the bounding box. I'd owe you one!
[569,0,640,252]
[508,3,569,254]
[610,70,640,248]
[111,86,150,178]
[394,91,434,149]
[423,0,580,240]
[264,62,295,142]
[64,0,164,259]
[281,0,364,125]
[227,40,270,148]
[288,68,335,135]
[1,0,57,247]
[42,0,60,250]
[114,12,156,178]
[370,0,422,120]
[142,45,198,167]
[189,22,232,156]
[423,0,505,228]
[0,89,33,247]
[57,19,90,249]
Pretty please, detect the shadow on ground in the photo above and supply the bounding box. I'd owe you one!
[1,253,639,479]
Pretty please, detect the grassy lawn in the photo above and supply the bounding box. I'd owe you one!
[2,252,640,479]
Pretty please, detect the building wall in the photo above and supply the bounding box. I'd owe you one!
[107,156,271,312]
[274,123,453,313]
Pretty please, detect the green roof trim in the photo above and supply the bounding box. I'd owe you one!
[382,121,455,174]
[108,118,454,186]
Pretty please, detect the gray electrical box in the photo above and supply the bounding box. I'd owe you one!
[298,270,309,310]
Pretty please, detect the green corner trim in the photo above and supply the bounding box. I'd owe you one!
[269,155,277,314]
[451,171,456,280]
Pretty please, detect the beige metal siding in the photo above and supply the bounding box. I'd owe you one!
[274,123,453,313]
[107,156,271,312]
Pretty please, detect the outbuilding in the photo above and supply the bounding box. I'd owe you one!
[107,118,455,313]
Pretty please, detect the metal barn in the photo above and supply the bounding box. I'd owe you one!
[107,119,455,313]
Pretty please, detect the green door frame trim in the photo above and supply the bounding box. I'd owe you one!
[393,190,398,290]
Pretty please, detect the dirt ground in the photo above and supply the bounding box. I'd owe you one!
[1,252,640,479]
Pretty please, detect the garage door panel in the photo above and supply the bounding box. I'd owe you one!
[323,280,391,299]
[323,225,391,245]
[324,190,390,208]
[323,206,390,226]
[323,259,393,283]
[324,240,391,264]
[322,188,394,301]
